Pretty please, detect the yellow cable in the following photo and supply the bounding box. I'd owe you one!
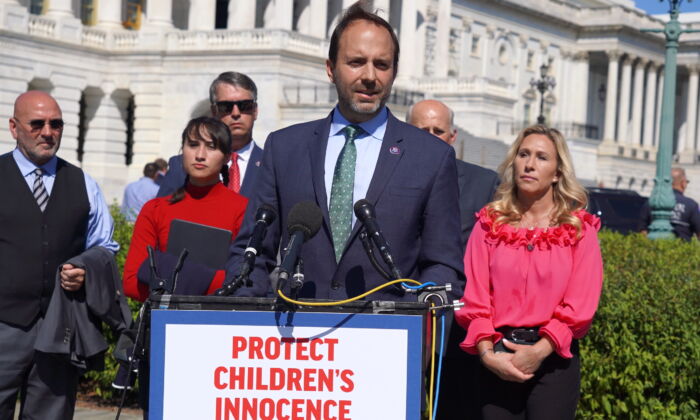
[276,278,422,306]
[427,303,436,420]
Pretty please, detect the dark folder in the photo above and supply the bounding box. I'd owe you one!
[166,219,232,270]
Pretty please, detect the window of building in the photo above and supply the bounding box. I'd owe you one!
[527,50,535,71]
[77,93,87,163]
[124,0,143,30]
[125,95,135,166]
[215,0,229,29]
[498,44,508,65]
[29,0,45,15]
[471,35,480,56]
[81,0,96,25]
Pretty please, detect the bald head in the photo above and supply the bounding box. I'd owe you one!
[406,99,457,145]
[672,167,689,192]
[10,90,64,166]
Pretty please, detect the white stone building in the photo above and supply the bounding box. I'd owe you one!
[0,0,698,202]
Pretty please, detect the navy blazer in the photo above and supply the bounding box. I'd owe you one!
[156,143,263,198]
[456,160,499,249]
[227,110,464,301]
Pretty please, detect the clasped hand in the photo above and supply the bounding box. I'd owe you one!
[482,339,553,383]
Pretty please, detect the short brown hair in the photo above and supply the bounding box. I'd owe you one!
[328,1,400,75]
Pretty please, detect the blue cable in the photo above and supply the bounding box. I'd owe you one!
[432,310,446,420]
[401,281,437,290]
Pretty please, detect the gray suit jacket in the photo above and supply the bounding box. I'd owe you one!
[35,247,131,372]
[457,160,499,249]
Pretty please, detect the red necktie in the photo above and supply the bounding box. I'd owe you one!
[228,152,241,193]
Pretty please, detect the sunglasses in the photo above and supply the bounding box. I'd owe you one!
[26,119,65,131]
[214,100,256,115]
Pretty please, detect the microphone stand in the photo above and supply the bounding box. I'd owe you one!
[290,258,304,301]
[359,229,392,280]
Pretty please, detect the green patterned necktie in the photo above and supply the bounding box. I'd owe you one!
[329,124,363,263]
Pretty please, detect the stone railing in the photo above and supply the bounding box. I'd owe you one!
[27,15,55,38]
[165,29,328,57]
[415,76,516,99]
[283,82,424,107]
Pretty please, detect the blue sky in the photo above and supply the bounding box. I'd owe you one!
[636,0,700,14]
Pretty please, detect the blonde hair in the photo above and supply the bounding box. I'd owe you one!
[487,125,588,234]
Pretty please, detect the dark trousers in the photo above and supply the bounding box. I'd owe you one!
[0,318,79,420]
[478,341,580,420]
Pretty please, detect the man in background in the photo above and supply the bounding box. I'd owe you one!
[0,91,117,419]
[121,161,160,222]
[642,167,700,240]
[407,99,499,246]
[407,99,499,420]
[157,72,263,198]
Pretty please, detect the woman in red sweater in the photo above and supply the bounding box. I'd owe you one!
[123,117,248,301]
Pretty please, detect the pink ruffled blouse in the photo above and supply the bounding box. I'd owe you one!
[455,208,603,358]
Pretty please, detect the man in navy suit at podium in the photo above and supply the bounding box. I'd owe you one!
[227,2,463,301]
[157,72,263,198]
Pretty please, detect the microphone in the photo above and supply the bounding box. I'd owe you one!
[241,204,277,277]
[353,199,403,280]
[216,204,276,296]
[278,201,323,286]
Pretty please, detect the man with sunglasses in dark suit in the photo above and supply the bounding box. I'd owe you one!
[156,72,263,198]
[0,91,117,419]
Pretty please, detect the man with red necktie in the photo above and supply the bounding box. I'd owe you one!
[157,72,263,199]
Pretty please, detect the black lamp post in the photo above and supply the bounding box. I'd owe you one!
[530,63,556,125]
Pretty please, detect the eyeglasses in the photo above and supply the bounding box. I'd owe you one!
[214,100,256,115]
[26,119,64,131]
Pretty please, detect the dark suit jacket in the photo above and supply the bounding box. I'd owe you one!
[456,160,499,249]
[227,110,464,301]
[156,143,263,198]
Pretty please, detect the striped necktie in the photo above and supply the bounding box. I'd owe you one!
[228,152,241,193]
[329,124,363,263]
[33,168,49,212]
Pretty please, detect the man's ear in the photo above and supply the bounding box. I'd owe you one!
[448,129,458,146]
[8,117,18,140]
[326,59,335,83]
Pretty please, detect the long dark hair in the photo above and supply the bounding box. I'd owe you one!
[169,117,232,204]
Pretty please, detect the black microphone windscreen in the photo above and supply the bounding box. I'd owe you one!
[287,201,323,241]
[255,203,277,225]
[353,199,375,221]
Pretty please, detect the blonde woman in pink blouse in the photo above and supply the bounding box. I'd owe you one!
[455,125,603,419]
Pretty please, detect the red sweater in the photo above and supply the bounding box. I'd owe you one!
[123,182,248,301]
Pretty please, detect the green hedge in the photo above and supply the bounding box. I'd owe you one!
[83,212,700,416]
[79,205,137,403]
[578,231,700,419]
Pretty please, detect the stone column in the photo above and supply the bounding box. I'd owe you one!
[655,68,664,146]
[433,0,451,78]
[227,0,255,29]
[264,0,293,30]
[643,62,658,148]
[188,0,216,30]
[573,51,590,125]
[306,0,327,38]
[397,0,417,80]
[45,0,74,18]
[680,65,699,162]
[145,0,173,28]
[96,0,123,29]
[51,75,84,165]
[617,55,633,143]
[0,68,28,151]
[603,50,621,142]
[81,86,131,203]
[631,58,647,145]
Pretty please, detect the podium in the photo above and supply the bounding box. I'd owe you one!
[147,295,429,420]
